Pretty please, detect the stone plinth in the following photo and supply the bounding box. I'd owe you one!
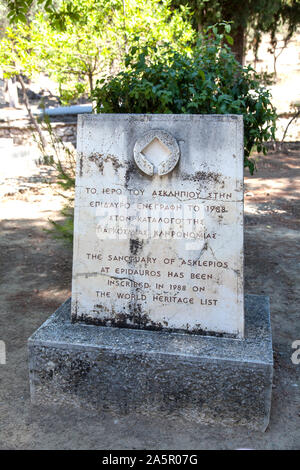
[28,294,273,431]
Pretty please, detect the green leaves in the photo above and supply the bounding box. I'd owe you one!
[6,0,33,23]
[225,34,234,45]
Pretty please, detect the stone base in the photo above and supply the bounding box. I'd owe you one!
[28,294,273,431]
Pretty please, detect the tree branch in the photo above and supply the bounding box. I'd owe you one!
[17,74,47,149]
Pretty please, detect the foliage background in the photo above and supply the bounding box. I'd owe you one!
[93,25,277,174]
[2,0,296,243]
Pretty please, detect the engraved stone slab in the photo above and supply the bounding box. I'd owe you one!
[72,114,244,338]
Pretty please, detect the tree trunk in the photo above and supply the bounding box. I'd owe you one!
[231,25,245,65]
[88,72,94,94]
[17,74,47,149]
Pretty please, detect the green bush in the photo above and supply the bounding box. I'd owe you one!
[92,25,277,174]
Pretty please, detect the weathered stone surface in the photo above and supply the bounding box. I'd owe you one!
[72,114,244,337]
[28,294,273,431]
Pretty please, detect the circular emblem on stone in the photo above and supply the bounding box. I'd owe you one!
[133,129,180,176]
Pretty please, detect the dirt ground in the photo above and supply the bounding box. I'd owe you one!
[0,144,299,450]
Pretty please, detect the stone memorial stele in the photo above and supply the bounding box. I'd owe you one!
[29,114,273,431]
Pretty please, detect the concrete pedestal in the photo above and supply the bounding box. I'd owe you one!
[28,294,273,431]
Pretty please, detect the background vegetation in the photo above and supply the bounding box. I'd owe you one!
[1,0,299,243]
[93,25,276,174]
[0,0,194,104]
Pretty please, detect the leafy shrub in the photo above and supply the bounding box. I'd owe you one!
[92,24,277,174]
